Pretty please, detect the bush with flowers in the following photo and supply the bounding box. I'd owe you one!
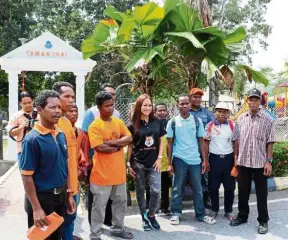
[272,142,288,177]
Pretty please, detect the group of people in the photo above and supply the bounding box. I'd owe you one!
[6,82,275,240]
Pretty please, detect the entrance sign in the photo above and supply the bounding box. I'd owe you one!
[0,31,96,160]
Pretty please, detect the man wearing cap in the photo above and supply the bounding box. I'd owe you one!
[204,102,236,221]
[230,88,275,234]
[189,88,214,209]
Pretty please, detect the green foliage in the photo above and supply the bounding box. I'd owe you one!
[213,0,272,63]
[0,0,145,112]
[82,0,269,95]
[272,142,288,177]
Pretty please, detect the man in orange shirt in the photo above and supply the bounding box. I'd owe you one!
[88,91,133,240]
[52,82,78,240]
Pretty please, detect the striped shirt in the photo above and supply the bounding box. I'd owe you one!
[232,110,275,168]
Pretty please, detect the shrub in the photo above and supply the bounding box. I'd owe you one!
[272,142,288,177]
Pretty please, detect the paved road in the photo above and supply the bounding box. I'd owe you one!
[0,167,288,240]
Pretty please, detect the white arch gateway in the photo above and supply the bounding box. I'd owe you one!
[0,31,96,160]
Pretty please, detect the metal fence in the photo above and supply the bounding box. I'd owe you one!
[116,99,288,142]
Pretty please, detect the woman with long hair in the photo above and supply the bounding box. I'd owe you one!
[127,94,166,231]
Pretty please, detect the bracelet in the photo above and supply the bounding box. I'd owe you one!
[126,162,131,167]
[157,156,162,159]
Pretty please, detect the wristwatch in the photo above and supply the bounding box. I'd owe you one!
[266,157,273,163]
[126,162,131,168]
[66,188,73,194]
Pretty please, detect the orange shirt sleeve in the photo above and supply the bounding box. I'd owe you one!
[88,121,103,148]
[120,120,131,137]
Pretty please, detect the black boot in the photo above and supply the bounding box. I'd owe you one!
[203,191,212,209]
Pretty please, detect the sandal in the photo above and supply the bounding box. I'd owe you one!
[224,212,236,221]
[170,215,180,225]
[209,210,218,218]
[202,215,216,225]
[111,230,134,239]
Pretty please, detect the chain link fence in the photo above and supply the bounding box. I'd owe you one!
[116,98,288,142]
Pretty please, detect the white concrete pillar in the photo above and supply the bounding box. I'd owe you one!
[5,70,19,161]
[74,71,87,126]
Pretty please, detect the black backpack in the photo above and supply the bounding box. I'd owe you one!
[171,115,200,140]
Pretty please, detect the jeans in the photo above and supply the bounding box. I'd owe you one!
[146,171,171,211]
[171,157,205,220]
[132,161,161,216]
[237,166,269,223]
[208,153,235,213]
[62,193,80,240]
[24,191,66,240]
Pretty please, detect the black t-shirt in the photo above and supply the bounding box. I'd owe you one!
[128,118,167,168]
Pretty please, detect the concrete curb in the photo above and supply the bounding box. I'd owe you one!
[0,162,18,186]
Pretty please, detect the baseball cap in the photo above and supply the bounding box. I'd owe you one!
[247,88,261,99]
[215,102,230,111]
[189,88,204,96]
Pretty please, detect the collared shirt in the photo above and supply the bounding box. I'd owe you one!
[166,115,205,165]
[19,123,68,192]
[190,107,214,127]
[232,110,275,168]
[128,118,166,168]
[6,110,30,153]
[57,117,78,195]
[88,117,131,186]
[205,120,234,155]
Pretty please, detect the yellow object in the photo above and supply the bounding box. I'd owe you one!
[161,137,168,172]
[230,96,248,122]
[57,117,78,195]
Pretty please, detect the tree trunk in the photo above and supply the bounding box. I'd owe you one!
[209,77,219,107]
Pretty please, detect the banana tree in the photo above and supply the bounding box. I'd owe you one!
[81,0,269,97]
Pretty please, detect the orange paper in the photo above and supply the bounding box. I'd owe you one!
[231,165,238,178]
[27,212,64,240]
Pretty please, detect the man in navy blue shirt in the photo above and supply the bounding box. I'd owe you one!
[20,90,74,240]
[189,88,214,209]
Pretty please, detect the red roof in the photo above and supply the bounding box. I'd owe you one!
[277,82,288,87]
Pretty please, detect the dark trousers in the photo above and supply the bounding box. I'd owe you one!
[237,166,269,223]
[24,191,66,240]
[208,153,235,213]
[87,169,112,225]
[146,171,171,210]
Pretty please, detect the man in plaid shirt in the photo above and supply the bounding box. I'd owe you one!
[230,88,275,234]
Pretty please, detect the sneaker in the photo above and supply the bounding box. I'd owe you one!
[258,222,268,234]
[170,215,180,225]
[144,210,161,230]
[142,218,151,231]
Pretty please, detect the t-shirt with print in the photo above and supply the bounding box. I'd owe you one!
[205,120,234,155]
[88,116,131,186]
[57,117,78,195]
[128,118,167,168]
